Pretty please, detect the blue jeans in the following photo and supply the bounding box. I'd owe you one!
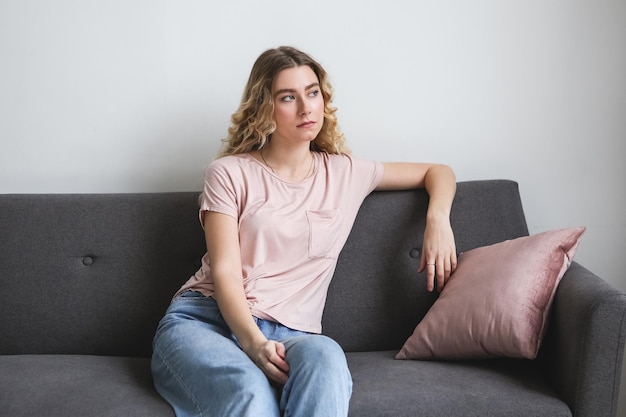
[151,291,352,417]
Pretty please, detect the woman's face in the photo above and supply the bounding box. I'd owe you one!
[271,65,324,145]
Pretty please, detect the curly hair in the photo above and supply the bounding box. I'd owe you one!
[217,46,349,157]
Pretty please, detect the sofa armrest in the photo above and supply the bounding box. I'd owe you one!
[540,262,626,417]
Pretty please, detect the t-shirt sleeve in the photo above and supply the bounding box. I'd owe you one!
[351,156,384,196]
[198,159,239,226]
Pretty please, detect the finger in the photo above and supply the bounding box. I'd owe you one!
[418,255,426,273]
[450,252,458,272]
[259,355,289,385]
[269,342,289,373]
[437,254,457,291]
[425,262,436,292]
[251,342,289,385]
[436,261,446,292]
[275,340,286,359]
[443,257,453,279]
[262,361,289,385]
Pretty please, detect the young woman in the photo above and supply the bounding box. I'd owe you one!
[151,46,457,417]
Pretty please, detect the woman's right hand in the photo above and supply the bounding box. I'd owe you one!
[245,339,290,385]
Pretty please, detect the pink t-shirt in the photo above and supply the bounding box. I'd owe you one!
[176,152,383,333]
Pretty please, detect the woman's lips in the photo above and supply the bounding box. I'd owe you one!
[297,121,316,128]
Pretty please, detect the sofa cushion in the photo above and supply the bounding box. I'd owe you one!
[396,227,585,360]
[0,355,174,417]
[346,351,571,417]
[0,352,572,417]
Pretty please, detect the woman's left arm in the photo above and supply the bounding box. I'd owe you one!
[377,162,457,292]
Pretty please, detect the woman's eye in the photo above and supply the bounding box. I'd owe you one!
[309,90,319,97]
[281,95,295,102]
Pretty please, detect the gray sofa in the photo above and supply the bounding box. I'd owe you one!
[1,180,624,417]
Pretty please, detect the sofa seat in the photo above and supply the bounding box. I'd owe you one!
[0,355,173,417]
[346,351,571,417]
[0,352,572,417]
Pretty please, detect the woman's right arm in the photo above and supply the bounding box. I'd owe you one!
[202,211,290,385]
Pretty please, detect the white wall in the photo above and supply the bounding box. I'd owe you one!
[1,0,625,413]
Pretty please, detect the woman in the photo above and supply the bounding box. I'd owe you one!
[151,46,457,417]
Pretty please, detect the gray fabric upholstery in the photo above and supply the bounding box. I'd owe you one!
[1,180,624,417]
[0,355,172,417]
[0,193,205,356]
[539,263,626,416]
[346,351,571,417]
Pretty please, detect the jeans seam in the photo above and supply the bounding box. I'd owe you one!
[154,341,205,417]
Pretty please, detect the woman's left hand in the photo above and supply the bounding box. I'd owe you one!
[377,162,457,291]
[418,213,457,292]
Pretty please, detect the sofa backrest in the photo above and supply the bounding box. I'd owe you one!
[0,193,206,357]
[0,180,528,357]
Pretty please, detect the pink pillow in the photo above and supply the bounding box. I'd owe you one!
[396,227,586,360]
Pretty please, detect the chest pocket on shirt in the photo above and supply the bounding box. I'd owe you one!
[306,209,343,259]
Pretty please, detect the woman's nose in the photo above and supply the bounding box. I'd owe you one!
[299,101,311,116]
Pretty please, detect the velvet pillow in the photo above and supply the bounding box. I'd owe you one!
[396,227,586,360]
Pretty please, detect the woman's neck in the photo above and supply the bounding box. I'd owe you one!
[259,142,315,182]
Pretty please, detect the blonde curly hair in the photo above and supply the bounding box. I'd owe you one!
[217,46,349,157]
